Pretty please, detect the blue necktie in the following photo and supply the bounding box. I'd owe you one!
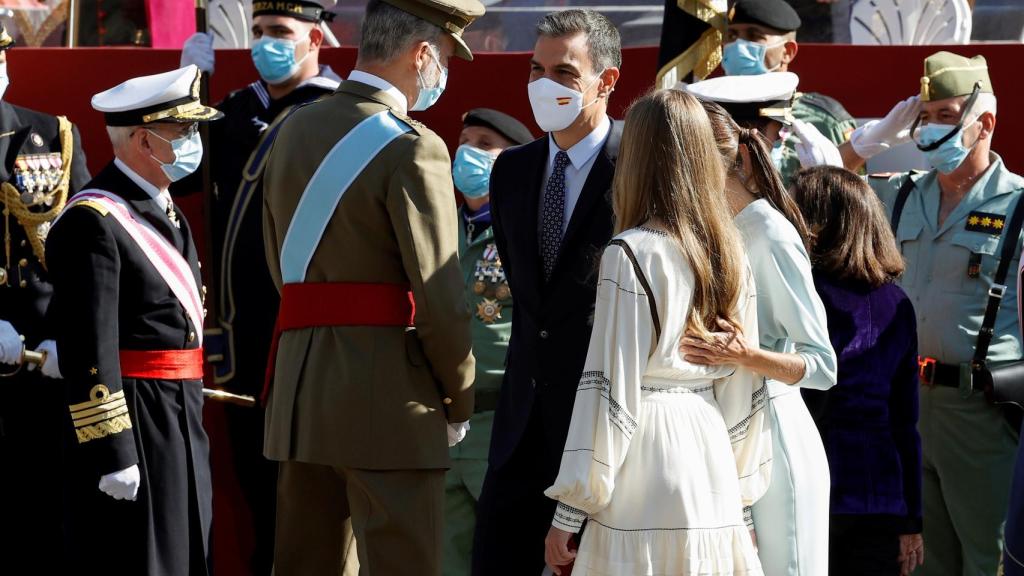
[541,151,570,281]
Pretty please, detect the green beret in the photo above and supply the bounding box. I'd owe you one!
[920,51,994,102]
[463,108,534,146]
[730,0,802,33]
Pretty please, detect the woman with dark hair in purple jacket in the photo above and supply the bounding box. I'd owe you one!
[793,166,924,576]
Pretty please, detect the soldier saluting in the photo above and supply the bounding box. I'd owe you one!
[47,65,221,576]
[0,22,90,573]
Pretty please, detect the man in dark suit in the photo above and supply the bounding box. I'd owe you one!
[471,9,622,575]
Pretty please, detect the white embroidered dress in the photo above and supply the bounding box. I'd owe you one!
[545,227,772,576]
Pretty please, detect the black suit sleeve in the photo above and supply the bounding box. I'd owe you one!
[489,150,513,286]
[47,204,138,476]
[68,124,90,193]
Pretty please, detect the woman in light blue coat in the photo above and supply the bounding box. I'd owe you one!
[681,101,837,576]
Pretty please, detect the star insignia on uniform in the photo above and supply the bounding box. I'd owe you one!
[994,219,1005,229]
[89,367,98,376]
[476,298,503,324]
[981,217,993,227]
[969,216,981,226]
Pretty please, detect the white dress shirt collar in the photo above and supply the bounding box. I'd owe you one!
[114,157,169,211]
[347,70,408,115]
[547,115,611,171]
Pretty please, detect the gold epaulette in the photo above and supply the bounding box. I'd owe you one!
[69,384,133,443]
[73,200,110,216]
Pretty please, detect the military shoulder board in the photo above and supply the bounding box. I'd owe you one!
[966,211,1006,235]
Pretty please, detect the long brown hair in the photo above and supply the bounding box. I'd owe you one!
[791,166,905,288]
[613,89,745,338]
[700,99,812,250]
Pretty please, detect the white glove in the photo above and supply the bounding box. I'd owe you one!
[849,95,922,159]
[27,339,62,379]
[181,32,215,74]
[0,320,21,365]
[447,421,471,447]
[98,464,141,501]
[791,119,844,168]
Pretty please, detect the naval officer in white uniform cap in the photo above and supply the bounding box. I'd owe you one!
[48,65,221,576]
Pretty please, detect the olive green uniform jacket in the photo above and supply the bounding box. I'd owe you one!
[262,80,475,471]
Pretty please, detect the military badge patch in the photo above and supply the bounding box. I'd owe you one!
[966,211,1005,235]
[476,298,502,324]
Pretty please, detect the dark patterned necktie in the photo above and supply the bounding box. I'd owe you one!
[541,151,570,281]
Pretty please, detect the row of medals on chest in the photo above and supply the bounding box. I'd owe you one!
[16,153,63,208]
[475,243,510,324]
[0,153,64,287]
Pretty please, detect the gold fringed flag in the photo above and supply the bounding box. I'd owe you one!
[656,0,729,89]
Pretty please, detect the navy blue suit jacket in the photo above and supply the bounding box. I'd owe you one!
[487,120,621,472]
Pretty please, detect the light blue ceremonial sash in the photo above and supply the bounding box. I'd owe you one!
[280,111,412,283]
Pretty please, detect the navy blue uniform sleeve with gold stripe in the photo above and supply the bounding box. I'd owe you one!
[46,202,138,475]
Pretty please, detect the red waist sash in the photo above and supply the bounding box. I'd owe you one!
[120,348,204,380]
[262,282,416,403]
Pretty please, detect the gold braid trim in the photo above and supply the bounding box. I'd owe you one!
[74,413,133,444]
[0,116,74,269]
[656,0,729,88]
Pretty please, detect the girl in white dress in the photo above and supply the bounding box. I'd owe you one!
[680,101,838,576]
[543,90,772,576]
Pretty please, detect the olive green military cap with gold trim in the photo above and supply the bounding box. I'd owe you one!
[920,51,993,102]
[381,0,485,61]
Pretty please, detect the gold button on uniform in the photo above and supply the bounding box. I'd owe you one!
[188,331,196,343]
[443,397,453,406]
[18,258,27,267]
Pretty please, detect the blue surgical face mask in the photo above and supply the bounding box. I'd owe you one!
[251,36,310,85]
[148,129,204,182]
[411,46,447,112]
[453,145,496,199]
[722,38,784,76]
[917,121,978,174]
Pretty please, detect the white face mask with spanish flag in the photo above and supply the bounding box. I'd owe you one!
[527,72,604,133]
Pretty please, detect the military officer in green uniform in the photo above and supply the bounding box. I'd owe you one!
[443,108,533,576]
[261,0,484,573]
[722,0,857,184]
[849,52,1022,576]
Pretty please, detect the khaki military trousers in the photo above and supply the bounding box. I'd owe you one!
[442,411,494,576]
[274,461,445,576]
[918,386,1018,576]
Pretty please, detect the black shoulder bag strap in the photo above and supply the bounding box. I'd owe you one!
[973,193,1024,377]
[608,239,661,343]
[889,175,918,236]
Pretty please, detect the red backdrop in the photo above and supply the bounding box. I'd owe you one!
[10,44,1024,177]
[9,43,1024,573]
